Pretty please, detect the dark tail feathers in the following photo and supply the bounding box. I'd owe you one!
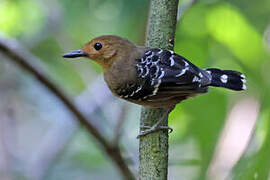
[205,68,246,91]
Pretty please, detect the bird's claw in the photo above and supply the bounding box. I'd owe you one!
[137,125,173,138]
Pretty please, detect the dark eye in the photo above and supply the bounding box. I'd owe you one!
[94,42,102,51]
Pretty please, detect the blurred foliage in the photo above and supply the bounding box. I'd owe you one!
[0,0,270,179]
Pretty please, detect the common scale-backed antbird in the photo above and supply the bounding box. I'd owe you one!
[63,35,246,137]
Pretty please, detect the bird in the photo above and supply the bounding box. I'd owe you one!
[63,35,246,136]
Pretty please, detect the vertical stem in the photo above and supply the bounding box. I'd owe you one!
[139,0,179,180]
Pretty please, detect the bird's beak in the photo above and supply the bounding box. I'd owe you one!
[62,50,89,58]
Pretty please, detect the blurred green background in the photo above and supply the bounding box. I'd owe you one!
[0,0,269,179]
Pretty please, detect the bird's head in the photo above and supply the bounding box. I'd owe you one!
[63,35,136,69]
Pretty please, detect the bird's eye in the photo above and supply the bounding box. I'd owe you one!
[94,42,102,51]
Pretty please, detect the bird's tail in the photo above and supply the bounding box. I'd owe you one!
[205,68,246,91]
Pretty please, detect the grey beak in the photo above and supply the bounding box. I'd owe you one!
[62,50,88,58]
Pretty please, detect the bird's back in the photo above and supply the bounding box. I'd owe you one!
[104,47,211,108]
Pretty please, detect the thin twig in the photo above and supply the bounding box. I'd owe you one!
[0,32,135,180]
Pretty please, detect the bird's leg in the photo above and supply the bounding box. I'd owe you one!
[140,125,173,132]
[137,106,175,138]
[137,113,172,138]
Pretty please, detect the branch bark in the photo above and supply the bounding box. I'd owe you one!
[0,32,134,180]
[139,0,179,180]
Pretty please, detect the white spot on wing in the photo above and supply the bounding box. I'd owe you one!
[242,84,247,90]
[158,70,165,79]
[192,76,200,82]
[175,60,190,77]
[141,67,149,78]
[158,50,163,54]
[152,79,162,96]
[220,74,228,83]
[130,91,135,97]
[206,70,211,75]
[141,57,146,63]
[240,74,246,79]
[183,61,189,67]
[169,50,174,54]
[169,56,175,66]
[151,80,155,86]
[153,65,160,78]
[175,70,184,77]
[137,66,143,76]
[135,86,142,93]
[145,51,151,55]
[175,67,188,77]
[146,54,154,61]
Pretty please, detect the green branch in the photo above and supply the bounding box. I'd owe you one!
[139,0,179,180]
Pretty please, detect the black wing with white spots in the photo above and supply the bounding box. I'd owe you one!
[118,48,211,101]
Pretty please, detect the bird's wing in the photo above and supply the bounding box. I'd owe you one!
[118,49,211,101]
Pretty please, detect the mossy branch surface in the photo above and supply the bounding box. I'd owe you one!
[139,0,179,180]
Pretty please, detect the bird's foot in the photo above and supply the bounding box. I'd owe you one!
[137,125,173,138]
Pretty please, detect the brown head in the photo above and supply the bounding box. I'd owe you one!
[63,35,137,70]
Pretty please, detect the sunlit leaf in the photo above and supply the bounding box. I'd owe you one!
[206,3,268,68]
[0,0,44,36]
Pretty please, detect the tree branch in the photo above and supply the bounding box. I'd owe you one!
[0,32,134,180]
[28,78,116,180]
[139,0,179,180]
